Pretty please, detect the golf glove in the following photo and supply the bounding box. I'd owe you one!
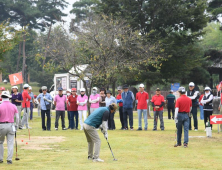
[175,118,178,124]
[104,132,108,140]
[101,121,107,134]
[43,96,47,101]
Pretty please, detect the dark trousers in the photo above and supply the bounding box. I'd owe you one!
[41,109,51,130]
[167,103,175,119]
[119,106,124,129]
[69,111,79,129]
[123,108,133,129]
[30,102,34,120]
[55,111,66,128]
[189,106,198,130]
[67,111,71,128]
[204,110,212,129]
[108,112,115,130]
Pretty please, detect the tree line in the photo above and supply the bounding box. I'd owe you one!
[1,0,222,95]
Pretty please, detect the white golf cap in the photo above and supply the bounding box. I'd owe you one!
[11,86,18,89]
[23,84,29,88]
[117,87,122,91]
[1,91,12,98]
[170,90,173,93]
[66,89,71,92]
[80,88,85,92]
[29,86,32,90]
[189,82,195,87]
[41,86,47,90]
[204,87,211,91]
[92,87,97,91]
[139,84,145,88]
[178,87,186,93]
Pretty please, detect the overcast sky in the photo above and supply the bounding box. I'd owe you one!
[59,0,78,30]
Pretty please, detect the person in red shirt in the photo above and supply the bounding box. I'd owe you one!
[116,87,124,130]
[136,84,149,131]
[151,88,165,131]
[68,88,79,130]
[21,84,31,129]
[199,92,204,120]
[174,87,192,148]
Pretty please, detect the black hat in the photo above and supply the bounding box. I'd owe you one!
[106,90,112,94]
[123,84,129,89]
[156,88,160,91]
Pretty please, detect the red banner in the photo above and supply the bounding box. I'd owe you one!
[8,72,23,85]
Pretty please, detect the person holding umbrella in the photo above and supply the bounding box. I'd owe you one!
[0,91,19,164]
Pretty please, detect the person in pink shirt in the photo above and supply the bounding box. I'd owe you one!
[54,87,67,130]
[89,87,100,114]
[77,88,88,130]
[0,91,19,164]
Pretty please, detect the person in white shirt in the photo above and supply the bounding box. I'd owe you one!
[200,87,213,130]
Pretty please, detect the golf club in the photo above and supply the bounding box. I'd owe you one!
[174,128,177,147]
[104,135,117,161]
[15,132,20,161]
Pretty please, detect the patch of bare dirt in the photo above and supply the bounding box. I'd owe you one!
[17,136,65,150]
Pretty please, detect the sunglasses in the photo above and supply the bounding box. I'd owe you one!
[72,91,76,92]
[42,90,47,91]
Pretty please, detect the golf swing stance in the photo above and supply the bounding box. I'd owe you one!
[0,91,19,164]
[83,103,117,162]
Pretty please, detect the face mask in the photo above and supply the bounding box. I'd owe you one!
[92,90,97,94]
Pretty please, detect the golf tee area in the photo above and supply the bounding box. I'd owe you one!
[1,110,222,170]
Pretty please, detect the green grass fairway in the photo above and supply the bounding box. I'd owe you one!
[1,111,222,170]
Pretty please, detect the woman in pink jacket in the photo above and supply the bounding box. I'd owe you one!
[77,88,88,130]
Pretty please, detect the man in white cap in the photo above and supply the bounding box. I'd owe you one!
[136,84,149,130]
[77,88,88,130]
[28,86,34,120]
[200,87,213,130]
[11,86,23,129]
[174,87,192,148]
[21,84,31,129]
[0,91,19,164]
[89,87,100,114]
[37,86,53,131]
[186,82,199,131]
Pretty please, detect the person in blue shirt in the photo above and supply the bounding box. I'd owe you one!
[83,103,117,162]
[121,84,135,130]
[105,90,117,130]
[28,86,34,120]
[37,86,53,131]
